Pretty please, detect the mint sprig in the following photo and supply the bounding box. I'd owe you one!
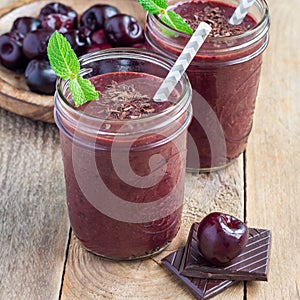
[47,31,98,107]
[138,0,193,34]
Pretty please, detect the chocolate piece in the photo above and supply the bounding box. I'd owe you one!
[162,248,237,300]
[180,223,271,281]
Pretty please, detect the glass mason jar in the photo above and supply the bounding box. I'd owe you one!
[54,49,192,260]
[145,0,270,172]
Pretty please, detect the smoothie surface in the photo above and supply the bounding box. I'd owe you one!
[173,0,257,37]
[76,72,174,120]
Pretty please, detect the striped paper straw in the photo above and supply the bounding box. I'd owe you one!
[153,22,211,102]
[229,0,256,25]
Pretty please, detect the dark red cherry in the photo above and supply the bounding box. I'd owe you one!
[197,212,249,266]
[63,29,91,56]
[25,59,57,94]
[11,17,41,37]
[22,29,53,60]
[0,32,27,70]
[41,13,75,33]
[38,2,78,27]
[104,14,144,47]
[78,26,92,38]
[91,29,107,44]
[80,4,119,31]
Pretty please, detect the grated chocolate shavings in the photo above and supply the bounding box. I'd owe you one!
[95,81,168,120]
[186,5,253,37]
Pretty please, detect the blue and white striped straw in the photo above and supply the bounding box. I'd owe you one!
[153,22,211,102]
[229,0,256,25]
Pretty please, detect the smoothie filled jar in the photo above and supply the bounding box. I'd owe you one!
[145,0,270,171]
[54,49,192,260]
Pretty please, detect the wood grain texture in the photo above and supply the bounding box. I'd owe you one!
[61,158,245,300]
[1,0,298,299]
[246,0,300,299]
[0,108,69,300]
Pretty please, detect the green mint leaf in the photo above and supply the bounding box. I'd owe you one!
[152,0,167,9]
[160,10,193,34]
[137,0,193,34]
[137,0,167,14]
[47,31,79,80]
[68,76,99,107]
[47,31,99,107]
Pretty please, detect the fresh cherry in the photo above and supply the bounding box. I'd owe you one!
[80,4,119,31]
[11,17,41,37]
[104,14,144,46]
[197,212,249,266]
[41,13,75,33]
[38,2,78,28]
[91,29,107,45]
[0,32,27,70]
[25,59,57,94]
[63,29,91,56]
[22,29,53,60]
[77,26,92,38]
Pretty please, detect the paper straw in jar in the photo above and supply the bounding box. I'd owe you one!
[153,22,211,102]
[229,0,256,25]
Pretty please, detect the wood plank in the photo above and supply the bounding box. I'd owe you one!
[61,158,245,300]
[0,108,70,300]
[246,0,300,299]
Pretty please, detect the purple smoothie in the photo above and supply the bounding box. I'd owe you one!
[57,71,190,259]
[145,0,270,170]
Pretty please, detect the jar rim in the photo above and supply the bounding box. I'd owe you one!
[55,48,192,137]
[147,0,270,42]
[147,0,270,53]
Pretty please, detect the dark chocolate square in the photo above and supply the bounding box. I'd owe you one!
[179,222,271,281]
[162,248,237,300]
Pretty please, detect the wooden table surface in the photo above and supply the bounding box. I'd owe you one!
[0,0,299,299]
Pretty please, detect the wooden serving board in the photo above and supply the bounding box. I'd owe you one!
[0,0,146,123]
